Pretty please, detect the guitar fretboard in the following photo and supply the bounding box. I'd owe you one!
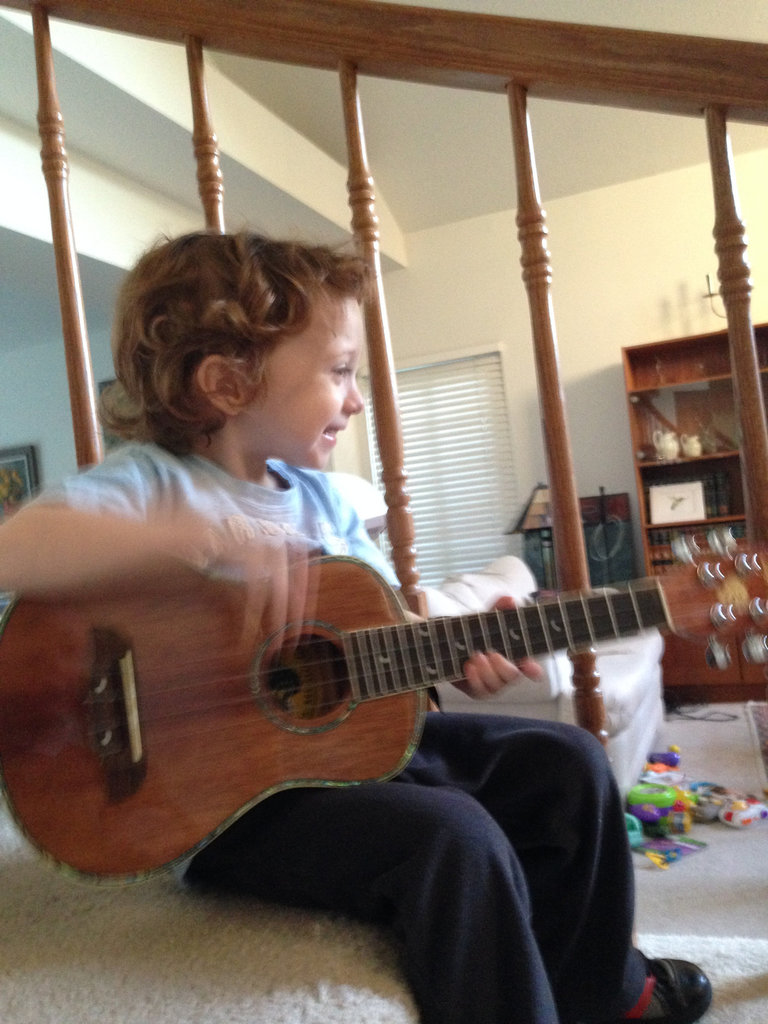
[343,580,668,701]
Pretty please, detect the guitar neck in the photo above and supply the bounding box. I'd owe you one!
[344,579,669,701]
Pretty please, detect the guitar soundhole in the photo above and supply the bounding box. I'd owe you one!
[257,631,351,732]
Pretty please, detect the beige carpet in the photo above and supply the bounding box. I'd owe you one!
[1,702,767,1022]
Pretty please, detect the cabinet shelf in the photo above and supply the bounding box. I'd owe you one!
[622,324,768,701]
[644,514,746,531]
[636,449,739,469]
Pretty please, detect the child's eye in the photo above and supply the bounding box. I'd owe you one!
[333,366,352,378]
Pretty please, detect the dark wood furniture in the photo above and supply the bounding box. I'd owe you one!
[624,327,768,702]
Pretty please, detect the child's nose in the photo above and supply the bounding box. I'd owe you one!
[345,383,364,415]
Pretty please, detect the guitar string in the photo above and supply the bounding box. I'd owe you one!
[84,594,652,726]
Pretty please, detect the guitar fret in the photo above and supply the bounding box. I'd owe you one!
[360,627,391,698]
[539,601,569,651]
[628,580,668,630]
[573,593,598,647]
[384,622,415,694]
[485,609,510,658]
[436,617,464,679]
[451,616,471,673]
[609,591,641,635]
[520,605,545,656]
[464,613,490,657]
[417,620,442,681]
[368,627,398,695]
[394,622,418,692]
[585,593,619,641]
[349,630,378,700]
[554,595,576,649]
[343,633,366,702]
[499,607,529,660]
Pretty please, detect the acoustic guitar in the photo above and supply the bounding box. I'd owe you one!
[0,549,764,880]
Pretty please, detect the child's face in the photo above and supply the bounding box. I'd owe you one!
[246,295,365,473]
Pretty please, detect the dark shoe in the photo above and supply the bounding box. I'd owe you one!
[616,957,712,1022]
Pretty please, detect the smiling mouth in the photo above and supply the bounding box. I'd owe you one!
[323,422,346,441]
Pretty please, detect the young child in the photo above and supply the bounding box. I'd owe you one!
[0,231,711,1024]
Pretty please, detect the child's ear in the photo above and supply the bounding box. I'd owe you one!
[195,355,251,415]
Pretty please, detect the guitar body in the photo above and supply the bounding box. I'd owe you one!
[0,557,426,880]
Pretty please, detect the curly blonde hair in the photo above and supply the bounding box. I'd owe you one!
[100,231,368,454]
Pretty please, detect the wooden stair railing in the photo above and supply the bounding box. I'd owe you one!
[186,34,225,234]
[31,3,102,468]
[339,60,425,616]
[507,82,606,742]
[705,106,768,542]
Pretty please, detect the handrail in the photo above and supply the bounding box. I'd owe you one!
[2,0,768,122]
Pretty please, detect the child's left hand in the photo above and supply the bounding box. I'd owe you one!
[452,595,544,698]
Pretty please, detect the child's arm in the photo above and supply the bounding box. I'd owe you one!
[0,503,309,639]
[0,502,218,596]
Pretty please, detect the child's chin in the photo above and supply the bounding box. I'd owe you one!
[301,453,332,470]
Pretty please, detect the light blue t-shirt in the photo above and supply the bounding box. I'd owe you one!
[38,442,397,586]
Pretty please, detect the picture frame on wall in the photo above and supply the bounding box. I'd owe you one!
[0,444,40,521]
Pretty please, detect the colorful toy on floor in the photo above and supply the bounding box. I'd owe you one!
[688,782,768,828]
[641,745,685,786]
[626,782,677,834]
[630,745,768,839]
[647,745,681,768]
[636,836,707,869]
[625,813,645,848]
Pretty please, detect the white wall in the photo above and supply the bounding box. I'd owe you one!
[0,315,117,487]
[354,147,768,568]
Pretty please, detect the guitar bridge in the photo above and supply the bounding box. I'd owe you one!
[87,626,147,801]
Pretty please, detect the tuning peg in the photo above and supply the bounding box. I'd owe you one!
[671,534,701,564]
[707,527,737,557]
[735,551,762,576]
[710,603,736,629]
[706,637,732,670]
[697,560,726,588]
[749,597,768,628]
[742,632,768,664]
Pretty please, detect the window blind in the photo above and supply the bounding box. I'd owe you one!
[365,351,518,587]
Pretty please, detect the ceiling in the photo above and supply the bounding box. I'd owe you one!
[210,0,768,234]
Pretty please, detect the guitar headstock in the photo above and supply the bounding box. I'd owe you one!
[659,533,768,668]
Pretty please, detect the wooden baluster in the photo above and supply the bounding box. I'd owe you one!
[705,106,768,542]
[338,60,426,615]
[186,36,225,233]
[507,82,607,743]
[31,3,102,468]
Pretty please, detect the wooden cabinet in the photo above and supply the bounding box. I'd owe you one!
[622,324,768,702]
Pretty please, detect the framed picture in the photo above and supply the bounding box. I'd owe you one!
[649,480,706,525]
[0,445,40,521]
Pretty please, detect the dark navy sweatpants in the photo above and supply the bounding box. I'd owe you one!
[185,712,647,1024]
